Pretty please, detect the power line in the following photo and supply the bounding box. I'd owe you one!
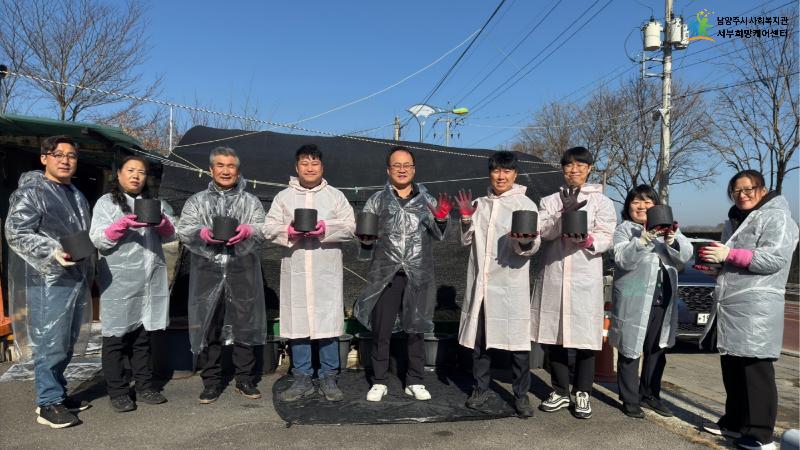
[414,0,508,110]
[286,28,481,126]
[468,0,615,115]
[454,0,563,106]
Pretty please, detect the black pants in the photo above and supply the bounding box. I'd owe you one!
[200,294,256,389]
[473,304,530,398]
[719,355,777,443]
[371,272,425,385]
[549,345,596,395]
[101,325,153,398]
[617,303,668,404]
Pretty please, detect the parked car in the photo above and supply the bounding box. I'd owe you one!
[675,239,716,341]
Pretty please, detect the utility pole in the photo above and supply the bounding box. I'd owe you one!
[659,0,673,204]
[393,116,401,141]
[642,0,687,205]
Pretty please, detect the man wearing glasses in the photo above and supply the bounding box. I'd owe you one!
[354,146,451,402]
[5,135,93,428]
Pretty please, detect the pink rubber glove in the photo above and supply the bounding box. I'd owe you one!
[199,227,224,244]
[227,224,253,246]
[305,220,326,239]
[104,214,148,241]
[154,214,175,238]
[577,234,595,249]
[287,224,305,241]
[456,190,476,219]
[725,247,753,268]
[427,193,453,220]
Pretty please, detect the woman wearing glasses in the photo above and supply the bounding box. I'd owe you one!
[89,156,176,413]
[697,170,798,450]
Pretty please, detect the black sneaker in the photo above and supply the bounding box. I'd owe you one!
[277,375,315,402]
[137,389,167,405]
[514,396,535,418]
[539,391,570,412]
[572,391,592,419]
[110,395,136,413]
[733,436,776,450]
[234,381,261,400]
[621,402,645,418]
[641,397,674,417]
[36,403,80,428]
[63,397,91,412]
[198,386,222,404]
[319,376,344,402]
[465,389,494,412]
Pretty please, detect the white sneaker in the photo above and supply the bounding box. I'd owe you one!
[404,384,431,401]
[366,384,388,402]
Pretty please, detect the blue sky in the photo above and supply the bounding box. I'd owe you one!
[89,1,800,224]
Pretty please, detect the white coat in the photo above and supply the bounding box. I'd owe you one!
[89,193,175,337]
[263,177,355,339]
[459,184,540,351]
[530,183,616,350]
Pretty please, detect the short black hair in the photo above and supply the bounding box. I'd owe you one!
[727,169,766,201]
[295,144,323,162]
[488,150,518,172]
[41,135,78,155]
[621,184,661,221]
[386,146,415,167]
[560,146,594,166]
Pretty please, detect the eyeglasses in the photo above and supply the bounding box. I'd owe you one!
[48,152,78,161]
[390,163,415,171]
[731,186,762,196]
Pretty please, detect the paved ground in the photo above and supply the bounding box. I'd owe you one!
[0,344,796,449]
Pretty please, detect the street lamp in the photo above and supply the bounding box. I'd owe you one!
[406,104,469,145]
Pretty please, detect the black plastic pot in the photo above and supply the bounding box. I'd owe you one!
[423,333,456,367]
[511,210,538,235]
[693,243,722,269]
[212,216,239,242]
[562,210,588,235]
[134,198,162,225]
[293,208,318,233]
[259,336,286,374]
[356,332,372,369]
[59,230,95,261]
[356,212,379,237]
[646,205,673,230]
[338,334,353,370]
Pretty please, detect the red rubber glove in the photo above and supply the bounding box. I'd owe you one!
[455,190,476,219]
[104,214,148,241]
[577,233,595,249]
[227,224,253,246]
[199,227,224,244]
[287,224,305,241]
[428,193,453,220]
[726,247,753,268]
[154,214,175,238]
[305,220,326,239]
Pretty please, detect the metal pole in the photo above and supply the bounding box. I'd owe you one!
[168,107,173,154]
[393,116,401,141]
[659,0,673,204]
[445,117,451,147]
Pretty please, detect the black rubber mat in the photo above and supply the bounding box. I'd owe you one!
[272,369,518,425]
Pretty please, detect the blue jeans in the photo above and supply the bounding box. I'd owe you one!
[28,283,87,406]
[290,337,339,378]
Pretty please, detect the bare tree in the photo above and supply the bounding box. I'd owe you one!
[0,0,159,121]
[508,76,715,203]
[706,9,798,194]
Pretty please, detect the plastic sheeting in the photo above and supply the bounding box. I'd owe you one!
[272,369,516,425]
[353,183,446,334]
[0,361,101,382]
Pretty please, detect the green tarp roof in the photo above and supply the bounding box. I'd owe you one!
[0,113,143,152]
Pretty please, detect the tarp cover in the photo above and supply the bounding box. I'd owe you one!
[159,127,564,318]
[272,369,518,425]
